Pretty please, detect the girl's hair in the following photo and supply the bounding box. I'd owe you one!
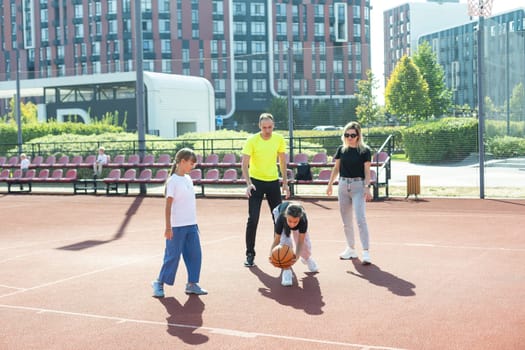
[169,148,197,176]
[285,201,304,219]
[164,148,197,196]
[341,121,368,154]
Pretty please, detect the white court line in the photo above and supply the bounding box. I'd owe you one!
[315,239,525,252]
[0,236,237,299]
[0,284,25,291]
[0,303,406,350]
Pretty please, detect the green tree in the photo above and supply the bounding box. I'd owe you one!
[268,97,289,129]
[510,83,525,121]
[334,98,358,126]
[310,101,330,127]
[413,41,452,117]
[6,98,38,124]
[356,70,380,126]
[385,55,431,124]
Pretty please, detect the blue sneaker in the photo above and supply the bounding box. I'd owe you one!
[185,283,208,295]
[152,280,164,298]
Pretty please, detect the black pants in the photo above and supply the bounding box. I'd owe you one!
[245,178,282,257]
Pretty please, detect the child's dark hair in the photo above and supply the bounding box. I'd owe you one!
[285,201,304,218]
[169,148,197,176]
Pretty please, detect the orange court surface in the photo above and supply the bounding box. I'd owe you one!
[1,194,524,350]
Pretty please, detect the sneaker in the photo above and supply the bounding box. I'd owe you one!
[339,247,358,260]
[362,250,371,265]
[244,253,255,267]
[281,269,293,287]
[152,280,164,298]
[185,283,208,295]
[301,257,319,273]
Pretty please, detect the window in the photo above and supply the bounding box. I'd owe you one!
[213,20,224,35]
[234,41,247,54]
[334,3,348,42]
[234,22,246,35]
[333,60,343,73]
[251,22,266,36]
[74,4,83,18]
[161,39,171,53]
[233,3,246,16]
[252,60,266,74]
[235,60,247,73]
[213,1,223,15]
[252,41,266,53]
[211,40,218,54]
[315,79,326,93]
[162,59,171,73]
[276,22,287,36]
[235,79,248,92]
[159,20,170,33]
[108,20,117,34]
[314,23,324,37]
[253,79,267,93]
[214,79,226,92]
[250,2,265,17]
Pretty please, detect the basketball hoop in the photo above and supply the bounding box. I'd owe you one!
[467,0,494,17]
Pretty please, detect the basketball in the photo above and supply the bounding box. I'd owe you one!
[271,244,295,268]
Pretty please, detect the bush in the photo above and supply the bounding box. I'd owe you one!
[487,136,525,158]
[0,122,123,154]
[402,118,478,164]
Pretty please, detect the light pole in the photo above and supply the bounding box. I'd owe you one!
[468,0,493,199]
[506,21,510,135]
[15,47,23,156]
[134,0,146,194]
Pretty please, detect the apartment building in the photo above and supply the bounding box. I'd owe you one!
[383,0,468,85]
[419,8,525,111]
[0,0,371,130]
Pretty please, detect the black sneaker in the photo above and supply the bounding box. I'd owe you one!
[244,254,255,267]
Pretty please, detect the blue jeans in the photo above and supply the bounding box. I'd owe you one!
[158,224,202,285]
[337,178,370,250]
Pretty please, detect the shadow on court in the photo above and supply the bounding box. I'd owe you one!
[250,266,325,315]
[56,196,145,251]
[348,259,416,297]
[158,296,208,345]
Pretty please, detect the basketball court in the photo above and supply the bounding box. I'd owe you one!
[1,194,524,349]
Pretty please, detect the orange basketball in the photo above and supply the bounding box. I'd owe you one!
[271,244,295,268]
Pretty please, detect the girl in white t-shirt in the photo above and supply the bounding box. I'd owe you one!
[152,148,207,297]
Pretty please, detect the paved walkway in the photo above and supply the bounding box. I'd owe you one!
[389,160,525,188]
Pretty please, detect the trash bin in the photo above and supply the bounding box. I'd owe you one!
[406,175,420,199]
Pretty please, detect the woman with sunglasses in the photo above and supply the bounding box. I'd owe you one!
[326,121,373,265]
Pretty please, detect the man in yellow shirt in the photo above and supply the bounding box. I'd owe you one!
[241,113,290,267]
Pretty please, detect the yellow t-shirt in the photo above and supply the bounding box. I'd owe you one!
[242,133,286,181]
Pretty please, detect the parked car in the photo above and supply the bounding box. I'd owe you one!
[312,125,342,131]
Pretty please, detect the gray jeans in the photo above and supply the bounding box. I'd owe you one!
[337,177,370,250]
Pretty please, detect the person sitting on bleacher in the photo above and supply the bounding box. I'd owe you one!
[19,153,30,190]
[93,147,108,178]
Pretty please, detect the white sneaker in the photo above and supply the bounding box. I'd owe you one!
[301,257,319,273]
[362,250,371,265]
[339,247,358,260]
[281,269,293,286]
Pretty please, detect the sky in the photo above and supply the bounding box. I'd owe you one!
[369,0,521,103]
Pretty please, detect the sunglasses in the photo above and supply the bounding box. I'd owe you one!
[344,133,358,139]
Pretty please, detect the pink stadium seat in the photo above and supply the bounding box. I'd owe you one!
[141,154,155,166]
[156,154,171,166]
[221,153,237,164]
[134,169,152,183]
[200,169,219,184]
[219,168,238,183]
[32,155,44,167]
[293,153,309,164]
[204,154,219,164]
[311,152,328,164]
